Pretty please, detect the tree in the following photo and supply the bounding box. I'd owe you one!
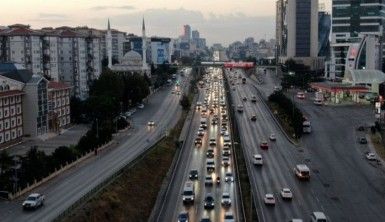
[20,147,49,187]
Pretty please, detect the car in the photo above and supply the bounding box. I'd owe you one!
[359,137,368,144]
[204,193,215,209]
[357,125,365,131]
[222,148,231,156]
[264,193,276,205]
[260,141,269,150]
[189,169,198,180]
[310,212,328,222]
[147,121,155,127]
[220,128,227,135]
[269,133,276,141]
[242,96,247,101]
[222,156,230,166]
[197,130,205,137]
[177,211,189,222]
[194,138,202,146]
[205,176,213,186]
[137,103,144,109]
[281,188,293,200]
[200,216,211,222]
[206,148,215,158]
[251,95,257,103]
[22,193,45,210]
[250,115,257,121]
[221,192,231,207]
[297,92,305,99]
[224,212,235,222]
[171,90,175,94]
[366,152,376,161]
[225,172,234,182]
[124,111,132,117]
[253,154,263,166]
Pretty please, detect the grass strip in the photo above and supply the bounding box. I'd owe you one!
[267,102,299,142]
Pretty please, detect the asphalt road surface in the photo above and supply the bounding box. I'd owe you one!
[240,67,385,221]
[158,67,240,222]
[0,72,190,222]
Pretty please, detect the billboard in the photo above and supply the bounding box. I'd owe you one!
[224,62,255,68]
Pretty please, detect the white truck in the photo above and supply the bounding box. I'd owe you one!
[303,121,312,133]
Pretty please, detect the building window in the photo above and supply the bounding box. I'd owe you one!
[17,128,22,137]
[3,98,8,105]
[4,108,9,118]
[16,105,21,114]
[0,121,3,131]
[17,117,22,126]
[0,109,2,118]
[11,118,15,128]
[4,120,9,129]
[10,107,15,116]
[5,132,9,141]
[11,130,16,139]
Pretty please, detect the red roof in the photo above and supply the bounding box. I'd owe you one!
[0,90,24,98]
[0,27,42,36]
[48,81,71,90]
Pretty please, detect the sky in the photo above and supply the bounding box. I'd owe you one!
[0,0,331,46]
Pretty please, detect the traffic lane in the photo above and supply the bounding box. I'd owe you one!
[251,71,385,220]
[237,84,322,220]
[300,108,385,221]
[0,87,182,221]
[231,82,320,220]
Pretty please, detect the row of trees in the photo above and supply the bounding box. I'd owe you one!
[280,59,324,90]
[268,91,305,138]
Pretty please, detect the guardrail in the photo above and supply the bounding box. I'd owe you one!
[9,140,114,200]
[149,94,198,222]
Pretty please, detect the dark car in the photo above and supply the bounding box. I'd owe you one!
[204,193,215,209]
[250,115,257,121]
[359,137,368,144]
[177,211,189,222]
[195,138,202,145]
[189,169,198,180]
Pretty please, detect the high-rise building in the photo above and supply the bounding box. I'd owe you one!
[330,0,385,79]
[192,30,200,40]
[318,11,331,58]
[183,25,191,41]
[276,0,321,70]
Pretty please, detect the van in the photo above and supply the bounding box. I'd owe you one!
[294,164,310,180]
[310,212,327,222]
[182,181,195,204]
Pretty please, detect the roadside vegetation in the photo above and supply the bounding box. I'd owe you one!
[268,91,305,139]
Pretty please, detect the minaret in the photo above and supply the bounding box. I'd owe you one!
[107,18,112,69]
[142,17,147,73]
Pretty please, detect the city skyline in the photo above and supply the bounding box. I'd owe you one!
[0,0,331,45]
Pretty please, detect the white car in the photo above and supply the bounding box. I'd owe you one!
[147,121,155,127]
[137,103,144,109]
[221,192,231,207]
[269,133,276,141]
[264,193,276,205]
[281,188,293,200]
[366,152,376,161]
[225,172,234,182]
[224,212,235,222]
[22,193,45,210]
[253,154,263,166]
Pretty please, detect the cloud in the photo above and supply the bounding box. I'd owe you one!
[90,5,135,11]
[33,13,70,23]
[85,8,274,45]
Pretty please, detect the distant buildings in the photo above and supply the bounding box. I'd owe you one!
[227,38,275,60]
[275,0,322,70]
[173,25,207,60]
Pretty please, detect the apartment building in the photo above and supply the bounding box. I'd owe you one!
[48,81,71,133]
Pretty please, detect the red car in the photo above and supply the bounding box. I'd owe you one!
[260,141,269,150]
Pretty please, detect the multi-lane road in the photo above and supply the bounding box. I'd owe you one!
[157,67,240,222]
[0,71,190,222]
[236,67,385,221]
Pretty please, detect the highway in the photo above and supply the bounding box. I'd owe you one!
[157,67,240,222]
[241,67,385,221]
[0,70,190,222]
[226,68,322,221]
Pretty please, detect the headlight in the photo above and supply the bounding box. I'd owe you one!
[183,197,186,200]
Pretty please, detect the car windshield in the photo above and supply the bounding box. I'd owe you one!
[225,215,234,219]
[206,196,214,201]
[183,191,193,195]
[179,214,188,219]
[27,196,36,201]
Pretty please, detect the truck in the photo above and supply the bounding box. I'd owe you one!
[314,91,323,105]
[303,120,312,133]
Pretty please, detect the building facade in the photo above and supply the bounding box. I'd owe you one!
[276,0,321,69]
[48,81,71,133]
[330,0,385,79]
